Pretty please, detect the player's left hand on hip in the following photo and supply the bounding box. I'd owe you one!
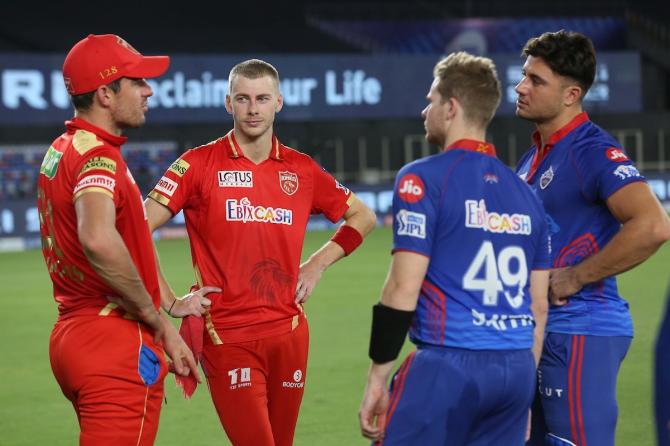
[549,267,582,304]
[294,261,323,304]
[172,286,221,318]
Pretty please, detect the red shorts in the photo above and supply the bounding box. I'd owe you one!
[49,315,167,446]
[203,315,309,446]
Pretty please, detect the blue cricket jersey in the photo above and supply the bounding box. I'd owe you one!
[393,139,550,350]
[516,112,644,337]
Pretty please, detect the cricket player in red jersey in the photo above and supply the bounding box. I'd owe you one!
[38,34,206,446]
[146,59,377,445]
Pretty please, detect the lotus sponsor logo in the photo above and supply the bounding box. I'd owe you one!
[218,170,253,187]
[396,209,426,239]
[226,197,293,225]
[155,176,178,197]
[465,199,532,235]
[279,171,299,196]
[613,164,641,180]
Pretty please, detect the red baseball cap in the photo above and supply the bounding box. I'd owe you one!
[62,34,170,95]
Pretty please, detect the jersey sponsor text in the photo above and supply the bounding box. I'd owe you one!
[74,174,115,195]
[396,209,426,238]
[226,197,293,225]
[218,170,253,187]
[397,173,425,203]
[155,176,178,197]
[465,199,532,235]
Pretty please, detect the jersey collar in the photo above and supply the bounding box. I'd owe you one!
[445,139,497,157]
[65,117,128,147]
[526,111,589,182]
[225,130,283,161]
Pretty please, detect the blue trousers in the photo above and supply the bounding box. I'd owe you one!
[526,333,631,446]
[381,346,536,446]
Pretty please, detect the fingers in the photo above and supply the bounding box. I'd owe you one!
[359,410,383,441]
[198,286,221,296]
[182,349,202,382]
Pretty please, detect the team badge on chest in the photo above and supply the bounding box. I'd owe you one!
[279,171,299,195]
[540,166,554,190]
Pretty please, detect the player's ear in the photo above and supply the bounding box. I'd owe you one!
[225,94,233,114]
[94,85,114,108]
[445,97,458,120]
[563,84,582,107]
[275,94,283,113]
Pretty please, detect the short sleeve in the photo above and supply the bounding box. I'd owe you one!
[574,144,646,202]
[310,161,354,223]
[392,165,437,258]
[148,149,200,214]
[72,146,125,205]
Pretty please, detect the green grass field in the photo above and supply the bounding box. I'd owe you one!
[0,227,667,445]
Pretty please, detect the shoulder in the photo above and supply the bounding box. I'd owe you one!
[279,143,313,164]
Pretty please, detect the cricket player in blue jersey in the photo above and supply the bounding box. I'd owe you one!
[359,51,551,446]
[514,30,670,446]
[656,283,670,446]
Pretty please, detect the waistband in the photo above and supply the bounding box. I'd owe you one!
[205,311,306,345]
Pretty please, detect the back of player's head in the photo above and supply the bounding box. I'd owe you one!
[522,30,596,98]
[228,59,280,93]
[433,51,501,128]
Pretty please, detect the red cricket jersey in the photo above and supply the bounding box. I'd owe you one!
[148,130,354,343]
[37,117,160,320]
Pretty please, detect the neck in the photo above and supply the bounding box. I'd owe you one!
[535,107,582,147]
[442,125,487,151]
[233,128,274,164]
[75,109,122,136]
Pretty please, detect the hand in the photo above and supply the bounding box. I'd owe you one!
[359,380,390,442]
[526,409,532,441]
[162,321,202,382]
[138,306,165,345]
[295,259,324,304]
[549,267,582,306]
[169,286,220,318]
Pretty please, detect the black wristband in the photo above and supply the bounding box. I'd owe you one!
[368,303,415,363]
[167,299,177,316]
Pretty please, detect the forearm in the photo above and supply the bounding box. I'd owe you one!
[367,361,396,386]
[83,230,157,319]
[574,218,666,284]
[531,305,547,366]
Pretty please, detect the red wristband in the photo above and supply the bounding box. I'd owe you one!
[331,225,363,256]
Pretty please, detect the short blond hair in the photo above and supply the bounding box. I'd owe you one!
[433,52,501,128]
[228,59,280,93]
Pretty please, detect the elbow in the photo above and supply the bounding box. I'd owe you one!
[362,207,378,236]
[650,213,670,247]
[78,227,110,259]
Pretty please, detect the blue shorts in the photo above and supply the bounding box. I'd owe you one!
[656,294,670,446]
[527,333,631,446]
[381,346,536,446]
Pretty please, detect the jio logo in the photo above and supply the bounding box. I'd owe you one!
[397,173,425,203]
[293,369,303,382]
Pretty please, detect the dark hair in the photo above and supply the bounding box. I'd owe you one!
[522,30,596,97]
[70,78,122,111]
[434,51,501,128]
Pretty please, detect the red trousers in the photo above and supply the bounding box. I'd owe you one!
[203,317,309,446]
[50,316,167,446]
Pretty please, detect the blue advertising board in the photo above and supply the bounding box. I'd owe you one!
[0,52,641,124]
